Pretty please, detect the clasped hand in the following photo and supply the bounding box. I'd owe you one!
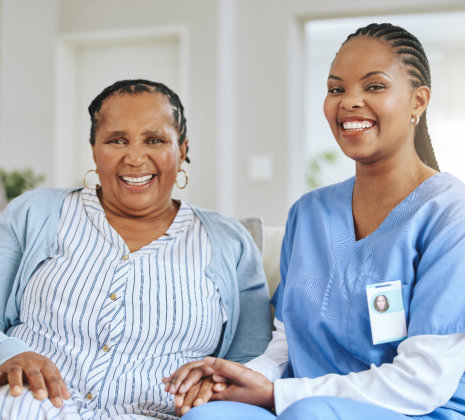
[162,357,274,416]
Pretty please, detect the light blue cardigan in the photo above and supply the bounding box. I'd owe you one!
[0,188,272,365]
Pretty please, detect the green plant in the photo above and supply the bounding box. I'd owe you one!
[0,168,45,200]
[306,150,338,189]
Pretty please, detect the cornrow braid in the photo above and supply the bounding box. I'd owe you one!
[344,23,439,171]
[88,79,190,163]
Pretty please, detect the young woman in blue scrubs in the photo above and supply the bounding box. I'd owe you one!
[163,23,465,419]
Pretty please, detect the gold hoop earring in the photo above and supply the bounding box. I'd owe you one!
[83,169,101,190]
[175,168,189,189]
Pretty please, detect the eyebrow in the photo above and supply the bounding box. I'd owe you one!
[105,130,165,137]
[142,130,164,137]
[327,71,392,82]
[361,71,391,80]
[106,130,127,137]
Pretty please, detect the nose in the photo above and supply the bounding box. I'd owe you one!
[124,144,147,166]
[340,91,363,110]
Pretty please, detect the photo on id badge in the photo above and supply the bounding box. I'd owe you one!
[366,280,407,345]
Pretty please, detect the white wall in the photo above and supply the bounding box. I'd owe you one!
[0,0,57,184]
[1,0,465,226]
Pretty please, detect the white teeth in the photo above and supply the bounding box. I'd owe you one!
[342,120,373,131]
[121,175,154,186]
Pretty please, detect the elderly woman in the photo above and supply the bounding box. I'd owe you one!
[0,79,271,419]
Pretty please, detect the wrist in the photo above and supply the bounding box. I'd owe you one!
[265,381,275,410]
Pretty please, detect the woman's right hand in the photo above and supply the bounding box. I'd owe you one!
[0,351,70,407]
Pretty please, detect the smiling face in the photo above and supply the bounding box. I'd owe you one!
[323,36,426,166]
[92,91,187,218]
[375,295,388,311]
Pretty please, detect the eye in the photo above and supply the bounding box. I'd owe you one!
[367,84,385,91]
[108,138,126,145]
[147,138,164,145]
[327,87,344,94]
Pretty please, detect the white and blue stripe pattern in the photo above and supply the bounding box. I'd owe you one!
[2,189,224,419]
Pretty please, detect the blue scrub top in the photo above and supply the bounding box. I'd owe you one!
[273,173,465,418]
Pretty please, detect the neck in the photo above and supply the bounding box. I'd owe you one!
[97,191,181,252]
[97,189,179,222]
[353,152,436,204]
[351,150,437,241]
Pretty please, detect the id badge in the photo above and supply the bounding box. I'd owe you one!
[366,280,407,345]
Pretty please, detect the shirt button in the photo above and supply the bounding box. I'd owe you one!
[102,344,110,352]
[122,254,129,261]
[110,293,117,301]
[86,392,93,400]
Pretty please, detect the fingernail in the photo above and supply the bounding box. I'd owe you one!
[11,386,21,395]
[36,389,47,400]
[53,397,63,406]
[194,398,203,406]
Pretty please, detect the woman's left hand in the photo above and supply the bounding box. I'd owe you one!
[174,376,227,416]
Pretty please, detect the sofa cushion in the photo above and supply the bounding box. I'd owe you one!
[262,226,284,297]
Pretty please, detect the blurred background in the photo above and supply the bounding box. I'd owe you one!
[0,0,464,225]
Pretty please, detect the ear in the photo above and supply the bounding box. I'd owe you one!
[412,85,430,118]
[179,138,189,165]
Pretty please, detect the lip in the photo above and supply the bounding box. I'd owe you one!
[338,116,376,139]
[118,173,157,189]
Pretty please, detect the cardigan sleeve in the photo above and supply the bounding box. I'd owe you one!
[221,221,272,363]
[166,204,273,363]
[0,199,33,364]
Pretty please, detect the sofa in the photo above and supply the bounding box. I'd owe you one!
[240,217,284,298]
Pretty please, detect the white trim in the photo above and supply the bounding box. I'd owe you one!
[58,25,186,45]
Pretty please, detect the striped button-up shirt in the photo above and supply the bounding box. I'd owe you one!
[8,189,224,419]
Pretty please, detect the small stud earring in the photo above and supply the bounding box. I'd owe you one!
[411,115,420,126]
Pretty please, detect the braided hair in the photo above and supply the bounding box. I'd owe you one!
[343,23,439,171]
[88,79,190,163]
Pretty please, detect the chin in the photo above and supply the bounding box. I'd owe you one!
[340,146,379,164]
[117,199,156,214]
